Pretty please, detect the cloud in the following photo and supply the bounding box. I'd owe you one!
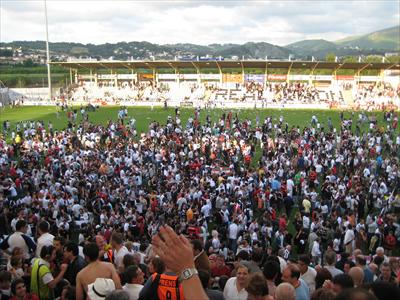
[1,0,399,46]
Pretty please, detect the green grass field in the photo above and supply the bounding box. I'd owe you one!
[0,106,388,137]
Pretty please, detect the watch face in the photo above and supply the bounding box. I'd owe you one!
[183,270,191,278]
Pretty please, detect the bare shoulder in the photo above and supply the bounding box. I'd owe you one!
[101,261,115,269]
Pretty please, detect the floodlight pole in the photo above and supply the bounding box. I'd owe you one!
[44,0,52,100]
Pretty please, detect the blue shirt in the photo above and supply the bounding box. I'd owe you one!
[296,279,310,300]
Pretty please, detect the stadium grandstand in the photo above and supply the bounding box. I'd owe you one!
[3,59,399,110]
[49,59,400,110]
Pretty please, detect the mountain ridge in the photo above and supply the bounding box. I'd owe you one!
[1,26,398,61]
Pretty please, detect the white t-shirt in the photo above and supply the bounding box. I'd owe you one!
[36,233,55,258]
[123,283,143,300]
[228,223,238,240]
[300,267,317,293]
[114,246,130,269]
[223,277,248,300]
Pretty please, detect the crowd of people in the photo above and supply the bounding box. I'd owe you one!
[0,106,399,300]
[67,81,344,106]
[354,82,400,111]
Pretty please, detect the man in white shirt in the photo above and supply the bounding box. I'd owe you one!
[1,220,36,260]
[228,220,239,254]
[123,265,144,300]
[298,255,316,294]
[36,221,54,258]
[111,232,130,271]
[311,239,321,265]
[344,224,355,254]
[11,209,32,236]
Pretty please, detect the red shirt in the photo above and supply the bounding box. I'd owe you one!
[279,217,287,231]
[211,265,232,277]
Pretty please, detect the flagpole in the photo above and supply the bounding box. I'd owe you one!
[44,0,52,100]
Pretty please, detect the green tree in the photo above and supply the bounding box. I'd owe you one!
[365,55,383,63]
[343,56,358,63]
[325,53,336,62]
[22,59,35,67]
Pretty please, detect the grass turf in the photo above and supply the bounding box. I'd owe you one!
[0,106,388,137]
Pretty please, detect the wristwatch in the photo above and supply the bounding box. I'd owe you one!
[178,268,198,282]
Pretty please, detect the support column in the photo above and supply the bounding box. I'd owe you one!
[287,62,293,83]
[264,62,268,87]
[74,70,78,84]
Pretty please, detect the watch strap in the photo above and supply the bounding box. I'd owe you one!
[178,268,198,282]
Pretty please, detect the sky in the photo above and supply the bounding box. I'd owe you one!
[1,0,399,46]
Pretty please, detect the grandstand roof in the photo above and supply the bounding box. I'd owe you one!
[52,60,400,71]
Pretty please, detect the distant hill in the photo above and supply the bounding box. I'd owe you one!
[0,40,294,60]
[1,26,398,61]
[286,39,339,59]
[336,26,400,51]
[285,27,400,59]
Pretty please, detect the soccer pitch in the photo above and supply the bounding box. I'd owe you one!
[0,106,388,136]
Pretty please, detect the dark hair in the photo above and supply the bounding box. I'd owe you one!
[263,260,281,280]
[325,250,336,266]
[11,278,25,295]
[122,254,135,269]
[236,250,250,261]
[124,265,140,284]
[62,285,76,300]
[287,264,301,279]
[310,288,336,300]
[373,256,384,266]
[198,269,210,289]
[369,281,400,300]
[105,290,130,300]
[150,256,166,274]
[111,232,123,245]
[0,271,12,283]
[315,268,333,289]
[344,260,355,268]
[251,248,263,263]
[83,242,99,262]
[355,255,367,266]
[298,254,311,265]
[38,221,50,233]
[332,274,354,290]
[54,236,66,245]
[64,242,79,257]
[218,275,229,290]
[40,245,55,259]
[335,288,378,300]
[10,256,22,268]
[246,273,269,296]
[191,239,203,252]
[15,220,27,231]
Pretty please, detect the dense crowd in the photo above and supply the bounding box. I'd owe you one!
[354,82,400,111]
[69,81,328,105]
[0,106,399,300]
